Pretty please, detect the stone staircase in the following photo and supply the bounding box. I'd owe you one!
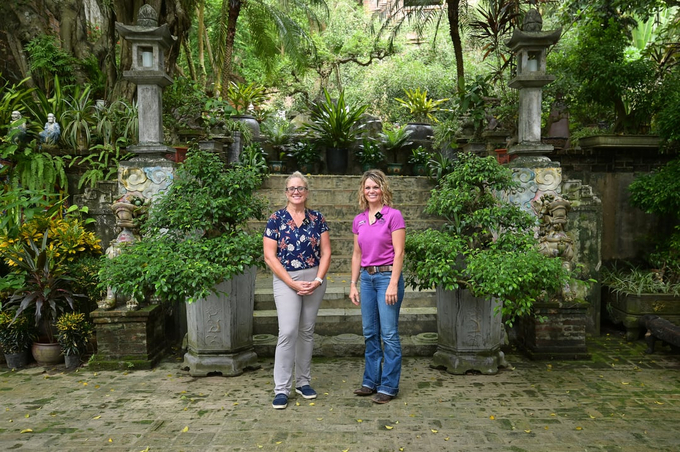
[249,175,441,343]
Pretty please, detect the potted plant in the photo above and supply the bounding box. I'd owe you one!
[99,149,267,376]
[287,141,321,174]
[4,232,77,365]
[379,124,413,175]
[405,152,568,374]
[261,118,296,173]
[226,81,269,138]
[395,88,449,140]
[56,312,94,369]
[1,202,103,366]
[599,158,680,339]
[355,138,385,172]
[61,84,96,153]
[408,146,431,176]
[0,310,36,369]
[303,89,369,174]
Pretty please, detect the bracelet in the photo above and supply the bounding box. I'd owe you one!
[350,281,356,285]
[314,277,324,284]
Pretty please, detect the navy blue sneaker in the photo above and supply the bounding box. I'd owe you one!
[272,393,288,409]
[295,385,318,399]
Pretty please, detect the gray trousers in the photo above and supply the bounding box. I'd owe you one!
[273,267,326,395]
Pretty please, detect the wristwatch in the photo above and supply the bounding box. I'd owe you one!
[314,277,324,284]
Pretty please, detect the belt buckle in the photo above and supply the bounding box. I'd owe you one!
[366,266,377,275]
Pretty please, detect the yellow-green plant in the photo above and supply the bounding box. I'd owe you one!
[395,88,449,124]
[0,310,36,354]
[226,82,268,115]
[56,312,93,356]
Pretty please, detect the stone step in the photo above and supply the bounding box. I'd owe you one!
[261,174,433,190]
[253,306,438,337]
[250,218,439,234]
[254,273,437,337]
[253,332,439,357]
[254,281,436,311]
[257,189,435,208]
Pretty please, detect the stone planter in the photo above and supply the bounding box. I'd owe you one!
[432,287,509,374]
[605,288,680,340]
[183,266,260,376]
[577,134,659,150]
[518,301,590,360]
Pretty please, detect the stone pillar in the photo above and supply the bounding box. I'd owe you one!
[92,5,178,367]
[505,8,561,166]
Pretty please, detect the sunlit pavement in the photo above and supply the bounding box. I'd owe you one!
[1,328,679,452]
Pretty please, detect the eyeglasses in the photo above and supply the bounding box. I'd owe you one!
[286,186,308,193]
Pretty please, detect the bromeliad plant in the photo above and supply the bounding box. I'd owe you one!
[405,152,568,325]
[395,88,449,124]
[99,149,268,305]
[226,82,268,116]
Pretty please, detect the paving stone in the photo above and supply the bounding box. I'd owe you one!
[1,331,679,451]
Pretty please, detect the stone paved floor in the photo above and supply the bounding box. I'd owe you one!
[1,330,679,452]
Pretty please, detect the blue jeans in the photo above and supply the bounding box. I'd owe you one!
[360,269,404,397]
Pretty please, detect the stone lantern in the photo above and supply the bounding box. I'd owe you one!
[115,4,176,155]
[505,8,561,165]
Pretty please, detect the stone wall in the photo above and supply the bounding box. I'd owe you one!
[553,145,678,263]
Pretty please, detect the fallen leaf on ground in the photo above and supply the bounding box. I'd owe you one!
[385,425,393,430]
[182,426,189,432]
[93,415,101,419]
[20,429,32,433]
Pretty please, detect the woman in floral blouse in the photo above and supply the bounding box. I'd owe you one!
[263,171,331,409]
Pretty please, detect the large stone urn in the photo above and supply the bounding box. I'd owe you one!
[183,266,260,376]
[432,287,509,375]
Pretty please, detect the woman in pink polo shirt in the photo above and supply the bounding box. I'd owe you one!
[349,170,405,404]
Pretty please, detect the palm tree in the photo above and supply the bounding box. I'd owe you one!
[215,0,328,94]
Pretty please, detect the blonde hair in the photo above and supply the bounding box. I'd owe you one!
[358,169,393,211]
[285,171,310,208]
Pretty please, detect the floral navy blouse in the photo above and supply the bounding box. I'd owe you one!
[263,208,330,271]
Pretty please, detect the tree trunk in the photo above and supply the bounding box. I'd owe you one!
[197,0,207,86]
[447,0,465,95]
[218,0,242,96]
[183,38,197,81]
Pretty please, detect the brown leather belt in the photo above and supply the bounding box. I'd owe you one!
[363,265,393,275]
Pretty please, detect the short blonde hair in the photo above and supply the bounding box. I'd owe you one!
[358,169,393,211]
[285,171,310,208]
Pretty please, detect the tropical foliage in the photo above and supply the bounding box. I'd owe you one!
[99,149,267,305]
[405,152,569,326]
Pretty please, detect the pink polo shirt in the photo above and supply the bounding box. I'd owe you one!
[352,205,405,267]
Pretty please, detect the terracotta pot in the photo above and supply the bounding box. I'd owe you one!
[31,341,63,366]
